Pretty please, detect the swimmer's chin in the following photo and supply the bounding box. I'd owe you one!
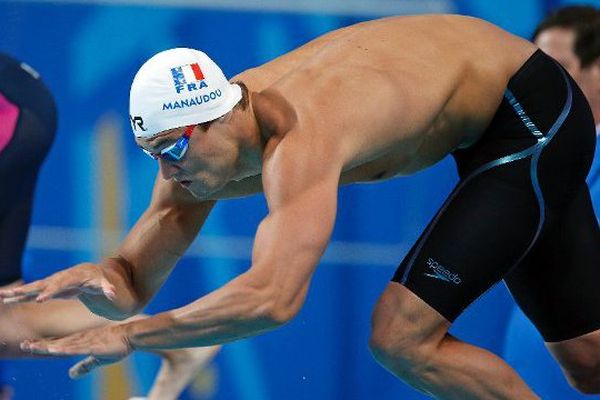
[183,181,222,200]
[184,184,207,199]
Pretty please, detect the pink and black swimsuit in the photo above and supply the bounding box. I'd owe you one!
[0,53,56,285]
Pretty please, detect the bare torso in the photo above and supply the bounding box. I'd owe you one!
[219,15,536,198]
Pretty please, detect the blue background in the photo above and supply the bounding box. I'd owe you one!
[1,0,599,399]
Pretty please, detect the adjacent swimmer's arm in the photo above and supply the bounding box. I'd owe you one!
[123,133,343,348]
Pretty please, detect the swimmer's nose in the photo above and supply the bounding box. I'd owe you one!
[159,159,181,180]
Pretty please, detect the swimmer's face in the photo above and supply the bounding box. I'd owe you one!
[536,27,600,123]
[136,120,239,198]
[535,27,582,81]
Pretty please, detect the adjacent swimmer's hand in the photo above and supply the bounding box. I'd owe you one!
[0,262,116,304]
[20,324,134,379]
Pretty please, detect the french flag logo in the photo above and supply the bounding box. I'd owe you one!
[171,63,207,93]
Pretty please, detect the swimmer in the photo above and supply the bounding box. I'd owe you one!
[3,15,600,398]
[0,53,219,400]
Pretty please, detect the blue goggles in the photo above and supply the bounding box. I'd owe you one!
[142,125,194,162]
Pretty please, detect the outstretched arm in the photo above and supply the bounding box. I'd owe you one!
[20,131,345,368]
[125,132,344,348]
[104,174,216,314]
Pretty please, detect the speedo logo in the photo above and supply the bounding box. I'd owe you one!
[424,258,461,284]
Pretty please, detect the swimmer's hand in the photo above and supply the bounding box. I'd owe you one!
[0,261,140,320]
[20,324,133,379]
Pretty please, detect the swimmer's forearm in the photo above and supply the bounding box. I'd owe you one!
[126,273,282,349]
[76,199,215,320]
[124,208,326,348]
[115,200,216,308]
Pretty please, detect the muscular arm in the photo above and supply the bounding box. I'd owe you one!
[89,174,215,318]
[124,132,345,349]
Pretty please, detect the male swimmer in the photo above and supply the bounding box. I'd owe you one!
[2,15,600,399]
[0,53,219,400]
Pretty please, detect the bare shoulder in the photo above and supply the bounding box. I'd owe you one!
[262,127,347,201]
[236,14,530,96]
[231,21,366,91]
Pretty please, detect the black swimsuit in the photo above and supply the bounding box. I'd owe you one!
[392,50,600,342]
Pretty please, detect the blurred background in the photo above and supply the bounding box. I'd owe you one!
[1,0,599,399]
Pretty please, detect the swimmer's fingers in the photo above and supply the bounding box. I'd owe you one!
[2,293,40,304]
[34,277,86,303]
[68,355,119,379]
[0,274,83,304]
[20,338,87,357]
[22,324,132,378]
[1,264,116,305]
[0,281,45,304]
[34,268,114,303]
[36,285,87,302]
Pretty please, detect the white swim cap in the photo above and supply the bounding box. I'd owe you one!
[129,48,242,138]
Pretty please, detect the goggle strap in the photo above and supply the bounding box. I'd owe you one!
[183,125,194,139]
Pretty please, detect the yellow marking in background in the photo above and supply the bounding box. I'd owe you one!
[94,112,132,400]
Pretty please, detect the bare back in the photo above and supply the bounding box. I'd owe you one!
[214,15,538,199]
[240,16,535,177]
